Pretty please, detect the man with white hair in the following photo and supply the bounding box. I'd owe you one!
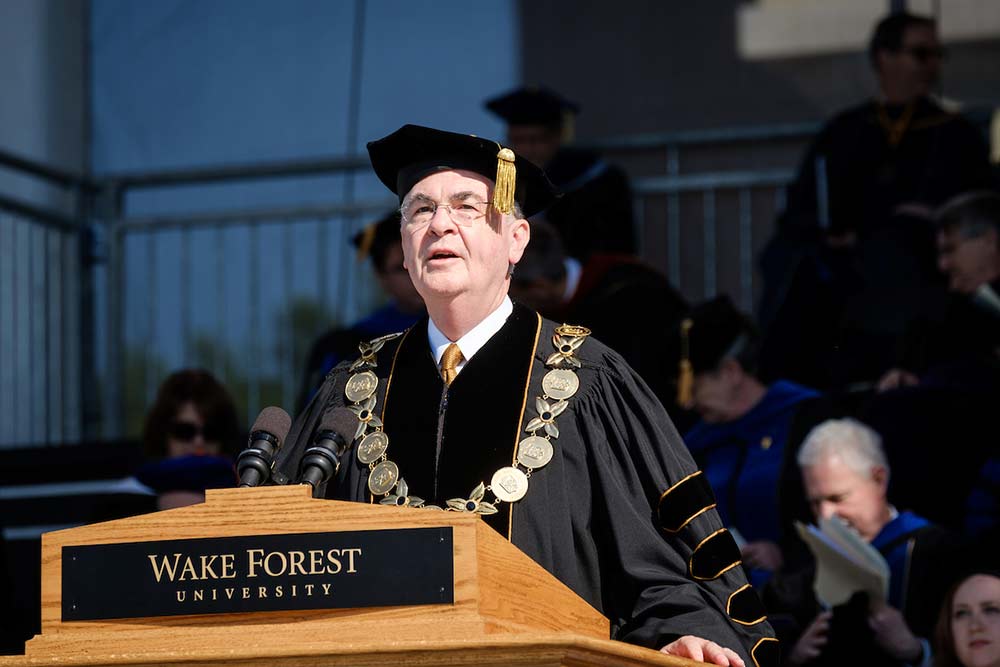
[275,125,777,666]
[772,418,954,666]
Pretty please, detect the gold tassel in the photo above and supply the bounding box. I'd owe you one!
[492,146,517,215]
[355,223,377,262]
[676,318,694,406]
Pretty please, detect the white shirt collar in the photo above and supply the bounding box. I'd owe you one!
[427,296,513,376]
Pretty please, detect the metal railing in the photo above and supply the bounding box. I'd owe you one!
[2,121,826,445]
[0,150,98,447]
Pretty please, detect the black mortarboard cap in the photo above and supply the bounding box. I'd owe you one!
[484,86,580,127]
[367,124,557,218]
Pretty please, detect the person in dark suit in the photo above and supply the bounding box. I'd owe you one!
[758,12,994,392]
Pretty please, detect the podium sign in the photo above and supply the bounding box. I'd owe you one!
[63,527,454,620]
[0,485,695,667]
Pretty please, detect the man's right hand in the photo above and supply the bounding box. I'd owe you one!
[788,611,832,665]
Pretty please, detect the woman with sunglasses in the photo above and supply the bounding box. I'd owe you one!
[137,369,242,509]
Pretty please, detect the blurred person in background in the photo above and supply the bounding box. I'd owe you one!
[758,11,994,393]
[137,369,241,510]
[297,211,424,410]
[509,218,688,420]
[933,570,1000,667]
[484,86,636,261]
[674,296,833,586]
[767,418,957,667]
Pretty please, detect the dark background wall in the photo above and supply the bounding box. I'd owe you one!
[518,0,1000,139]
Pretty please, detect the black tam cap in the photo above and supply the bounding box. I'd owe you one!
[367,124,557,218]
[484,86,579,127]
[351,210,401,266]
[674,296,759,405]
[684,296,759,374]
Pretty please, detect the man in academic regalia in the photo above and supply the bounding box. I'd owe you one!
[758,12,995,391]
[296,211,425,410]
[509,218,689,422]
[862,191,1000,540]
[484,86,636,261]
[765,419,957,667]
[273,125,778,666]
[673,297,834,586]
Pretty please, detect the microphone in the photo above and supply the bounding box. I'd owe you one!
[237,407,292,487]
[298,408,358,495]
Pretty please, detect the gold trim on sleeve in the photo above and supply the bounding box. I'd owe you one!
[658,470,717,534]
[751,637,780,667]
[726,584,768,626]
[688,528,741,581]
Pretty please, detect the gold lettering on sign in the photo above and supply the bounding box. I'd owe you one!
[148,553,238,582]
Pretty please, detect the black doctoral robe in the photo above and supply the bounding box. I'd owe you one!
[543,147,636,261]
[273,302,777,666]
[757,97,995,390]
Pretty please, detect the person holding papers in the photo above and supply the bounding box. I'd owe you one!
[766,418,958,666]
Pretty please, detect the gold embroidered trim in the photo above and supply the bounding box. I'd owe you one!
[658,470,717,534]
[751,637,780,667]
[726,584,768,626]
[688,528,741,581]
[508,312,543,542]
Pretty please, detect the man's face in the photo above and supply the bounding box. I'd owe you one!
[399,169,529,310]
[937,227,1000,294]
[506,124,561,168]
[687,361,742,424]
[878,24,942,101]
[801,455,890,542]
[375,244,424,314]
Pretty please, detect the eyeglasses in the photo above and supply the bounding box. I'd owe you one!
[400,197,492,230]
[901,46,946,62]
[168,420,224,443]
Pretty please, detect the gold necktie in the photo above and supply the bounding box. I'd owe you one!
[440,343,463,386]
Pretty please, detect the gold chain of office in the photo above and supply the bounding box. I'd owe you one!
[340,325,591,513]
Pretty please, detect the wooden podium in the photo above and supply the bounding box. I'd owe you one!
[2,485,696,667]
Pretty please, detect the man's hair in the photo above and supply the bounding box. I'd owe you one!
[935,190,1000,244]
[511,218,567,286]
[868,11,936,67]
[797,418,890,479]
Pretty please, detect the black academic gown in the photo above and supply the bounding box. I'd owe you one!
[757,97,994,390]
[553,254,689,422]
[274,302,778,666]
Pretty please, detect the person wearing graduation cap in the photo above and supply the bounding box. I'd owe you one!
[296,211,425,410]
[675,297,834,584]
[274,124,778,666]
[484,86,636,261]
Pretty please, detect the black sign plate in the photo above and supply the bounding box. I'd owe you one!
[62,527,453,621]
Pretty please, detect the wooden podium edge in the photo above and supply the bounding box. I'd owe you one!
[0,634,702,667]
